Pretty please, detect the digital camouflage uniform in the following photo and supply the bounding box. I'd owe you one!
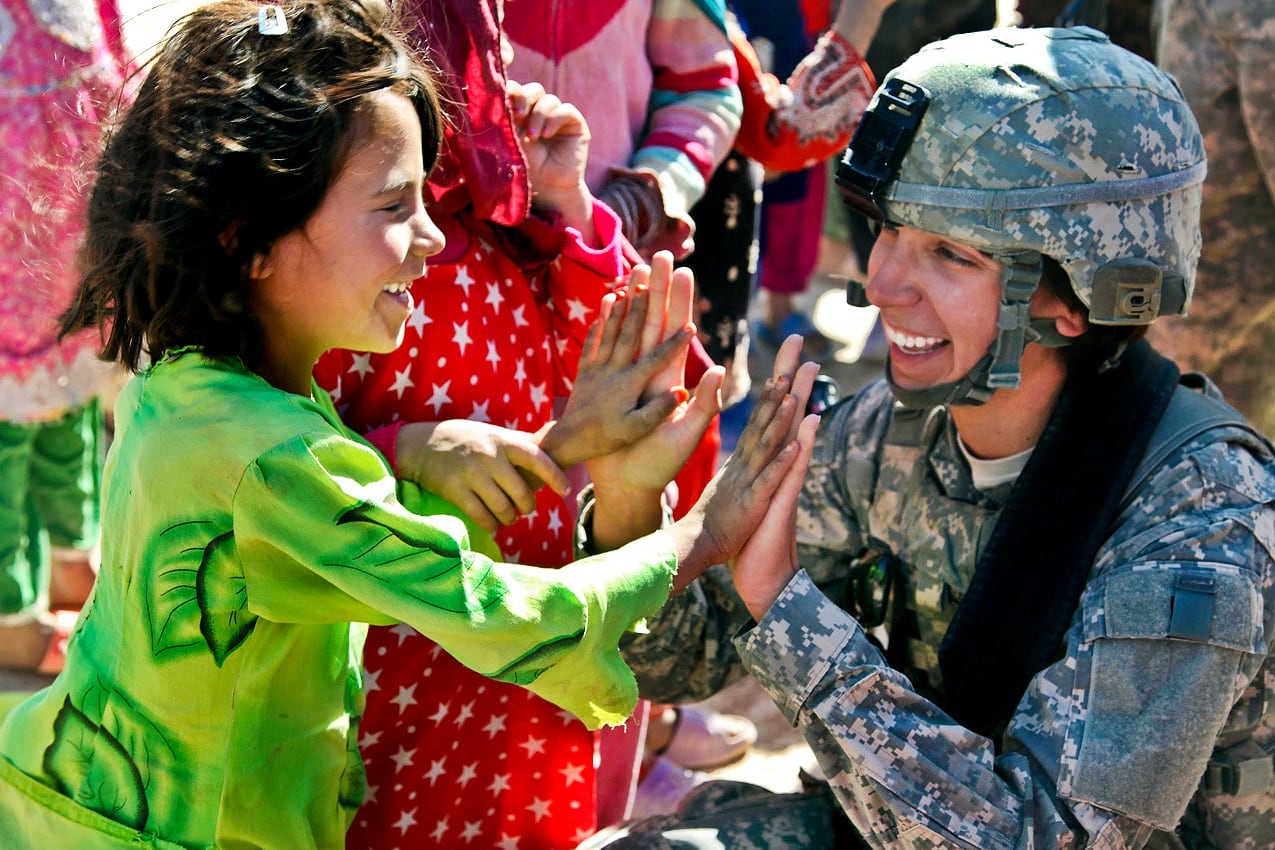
[584,27,1275,850]
[1148,0,1275,437]
[614,376,1275,848]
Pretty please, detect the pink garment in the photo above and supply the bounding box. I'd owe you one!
[502,0,741,256]
[0,0,129,422]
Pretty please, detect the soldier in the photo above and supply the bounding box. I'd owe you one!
[580,26,1275,850]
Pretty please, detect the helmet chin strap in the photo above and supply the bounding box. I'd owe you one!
[871,250,1077,409]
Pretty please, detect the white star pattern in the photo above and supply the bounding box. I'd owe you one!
[393,808,417,835]
[407,297,431,337]
[559,762,585,786]
[566,296,590,323]
[496,834,521,850]
[429,817,449,842]
[546,507,563,535]
[526,797,552,822]
[389,746,416,773]
[488,773,511,795]
[348,352,374,379]
[482,714,507,739]
[389,684,417,714]
[528,382,548,412]
[423,757,447,786]
[518,735,546,758]
[454,700,475,727]
[454,264,475,296]
[456,762,479,788]
[510,304,529,328]
[428,701,449,725]
[461,820,484,842]
[389,623,416,646]
[362,668,381,692]
[425,379,453,415]
[452,320,473,354]
[470,399,492,423]
[389,365,415,399]
[485,281,505,309]
[485,339,501,370]
[513,359,527,388]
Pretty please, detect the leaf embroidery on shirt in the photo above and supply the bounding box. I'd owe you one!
[150,519,256,666]
[43,697,149,831]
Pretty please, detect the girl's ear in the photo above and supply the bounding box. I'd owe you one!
[250,252,273,280]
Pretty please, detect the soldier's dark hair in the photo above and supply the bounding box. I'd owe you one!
[1039,256,1148,373]
[61,0,444,372]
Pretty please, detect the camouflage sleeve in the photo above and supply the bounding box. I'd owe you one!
[737,433,1275,849]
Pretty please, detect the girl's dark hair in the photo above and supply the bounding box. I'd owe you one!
[1039,255,1148,373]
[61,0,445,371]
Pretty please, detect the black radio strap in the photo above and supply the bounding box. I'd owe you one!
[937,339,1180,739]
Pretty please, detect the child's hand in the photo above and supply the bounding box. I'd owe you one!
[669,336,821,592]
[507,79,591,224]
[538,276,692,471]
[587,253,711,495]
[395,420,569,533]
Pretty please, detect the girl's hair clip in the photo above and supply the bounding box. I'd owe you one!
[258,5,289,35]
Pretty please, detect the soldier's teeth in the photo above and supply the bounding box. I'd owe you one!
[884,325,944,352]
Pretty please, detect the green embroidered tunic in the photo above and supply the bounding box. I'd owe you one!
[0,351,675,849]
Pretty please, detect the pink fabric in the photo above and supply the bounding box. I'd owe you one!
[758,168,827,295]
[402,0,529,226]
[0,0,129,422]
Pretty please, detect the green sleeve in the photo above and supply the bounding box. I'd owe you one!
[232,431,676,728]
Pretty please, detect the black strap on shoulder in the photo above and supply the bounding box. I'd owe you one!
[938,339,1180,738]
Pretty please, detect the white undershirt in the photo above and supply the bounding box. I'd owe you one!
[956,435,1034,490]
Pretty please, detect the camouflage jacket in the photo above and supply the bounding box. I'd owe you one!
[620,377,1275,849]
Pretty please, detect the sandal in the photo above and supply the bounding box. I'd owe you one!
[751,311,839,363]
[659,705,757,771]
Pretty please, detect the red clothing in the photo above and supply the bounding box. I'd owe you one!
[315,203,628,849]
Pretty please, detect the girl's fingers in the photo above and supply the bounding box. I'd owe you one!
[733,374,790,457]
[580,291,617,364]
[640,251,675,354]
[667,267,696,334]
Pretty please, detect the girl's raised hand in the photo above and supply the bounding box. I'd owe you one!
[537,281,692,471]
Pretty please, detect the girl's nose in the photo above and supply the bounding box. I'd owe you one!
[411,205,446,259]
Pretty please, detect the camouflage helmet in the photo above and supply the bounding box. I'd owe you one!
[836,26,1206,407]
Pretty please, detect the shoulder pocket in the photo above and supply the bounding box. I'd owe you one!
[1083,564,1262,654]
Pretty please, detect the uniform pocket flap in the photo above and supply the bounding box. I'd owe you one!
[1086,565,1261,653]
